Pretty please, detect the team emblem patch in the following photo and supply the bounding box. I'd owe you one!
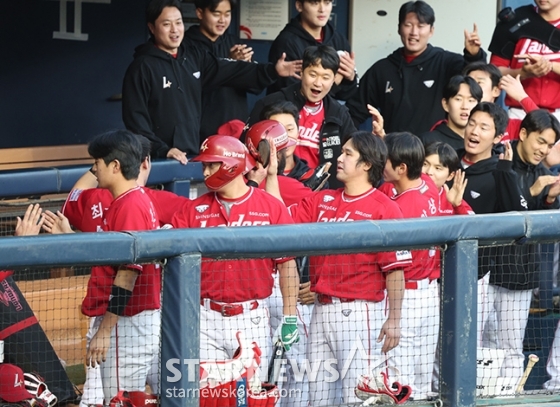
[193,71,201,79]
[342,309,352,317]
[196,205,209,213]
[396,250,412,261]
[250,317,261,325]
[323,195,335,203]
[470,190,481,199]
[323,148,333,159]
[423,80,434,88]
[68,189,83,202]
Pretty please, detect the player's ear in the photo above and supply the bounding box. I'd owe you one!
[446,170,455,182]
[195,7,204,21]
[295,0,304,13]
[519,128,527,142]
[147,23,155,36]
[491,86,501,100]
[442,98,449,113]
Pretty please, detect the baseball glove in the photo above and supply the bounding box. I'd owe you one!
[23,374,57,407]
[355,367,412,405]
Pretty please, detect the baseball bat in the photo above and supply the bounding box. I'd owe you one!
[267,340,286,385]
[516,354,539,394]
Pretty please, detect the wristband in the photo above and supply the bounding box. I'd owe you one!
[107,285,132,316]
[246,180,259,188]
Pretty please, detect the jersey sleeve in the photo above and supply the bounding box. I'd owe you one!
[375,200,413,271]
[288,193,317,223]
[62,189,86,229]
[171,200,192,229]
[149,189,189,226]
[454,199,475,215]
[490,54,511,68]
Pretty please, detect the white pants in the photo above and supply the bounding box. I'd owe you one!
[81,317,104,407]
[545,320,560,390]
[390,280,439,400]
[200,300,272,382]
[485,284,532,383]
[307,298,387,406]
[100,310,161,402]
[267,272,313,407]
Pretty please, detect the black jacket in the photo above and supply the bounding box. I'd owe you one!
[267,16,358,100]
[489,142,560,290]
[122,40,278,158]
[419,121,464,151]
[248,82,357,189]
[457,151,528,282]
[183,26,264,141]
[346,44,486,135]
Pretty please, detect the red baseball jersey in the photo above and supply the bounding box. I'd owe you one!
[296,102,325,168]
[290,188,412,302]
[259,175,315,207]
[63,187,187,231]
[171,187,295,302]
[82,187,161,317]
[437,187,474,215]
[379,176,440,281]
[491,18,560,111]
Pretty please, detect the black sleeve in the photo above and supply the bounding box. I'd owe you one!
[493,159,529,212]
[345,66,377,127]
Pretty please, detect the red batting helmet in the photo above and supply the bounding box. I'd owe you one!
[193,135,256,191]
[245,120,296,167]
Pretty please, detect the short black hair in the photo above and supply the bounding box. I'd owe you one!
[343,131,387,187]
[302,45,340,75]
[520,109,560,143]
[194,0,237,11]
[88,130,143,180]
[384,132,425,180]
[443,75,483,102]
[146,0,182,25]
[260,101,300,126]
[138,135,152,160]
[462,62,502,89]
[398,1,435,26]
[424,141,460,173]
[469,102,509,138]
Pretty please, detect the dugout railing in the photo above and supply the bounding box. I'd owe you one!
[2,213,560,407]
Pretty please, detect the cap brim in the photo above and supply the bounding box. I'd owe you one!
[1,389,34,403]
[285,138,297,148]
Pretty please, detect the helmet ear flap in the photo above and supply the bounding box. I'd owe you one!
[258,139,270,168]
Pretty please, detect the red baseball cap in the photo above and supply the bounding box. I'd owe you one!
[0,364,34,402]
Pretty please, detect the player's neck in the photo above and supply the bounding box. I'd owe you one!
[216,178,250,200]
[199,26,219,42]
[343,179,373,196]
[539,6,560,21]
[109,179,139,199]
[392,177,422,195]
[301,20,323,40]
[464,150,492,164]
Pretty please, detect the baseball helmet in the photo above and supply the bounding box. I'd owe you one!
[245,120,296,168]
[192,135,256,191]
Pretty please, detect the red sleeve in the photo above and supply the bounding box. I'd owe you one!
[148,189,189,225]
[376,200,412,270]
[490,54,511,67]
[519,96,539,113]
[289,194,317,223]
[171,201,192,229]
[504,118,522,142]
[453,199,475,215]
[62,189,86,229]
[377,181,396,197]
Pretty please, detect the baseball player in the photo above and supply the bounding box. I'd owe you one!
[171,135,300,383]
[378,132,440,400]
[42,136,187,405]
[290,131,410,406]
[489,1,560,120]
[62,130,161,402]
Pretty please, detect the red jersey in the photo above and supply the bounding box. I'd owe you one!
[259,175,314,207]
[82,187,161,317]
[290,188,412,302]
[491,18,560,110]
[171,187,295,302]
[379,176,440,281]
[296,102,325,168]
[437,187,474,215]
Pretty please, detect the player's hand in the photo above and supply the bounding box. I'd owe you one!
[530,175,560,197]
[499,140,513,161]
[229,44,253,62]
[14,204,44,237]
[378,318,400,353]
[167,148,188,165]
[444,169,468,208]
[298,281,315,305]
[275,53,302,80]
[267,140,278,176]
[547,178,560,201]
[273,316,299,351]
[499,74,528,102]
[42,210,73,234]
[246,162,267,185]
[87,327,111,368]
[337,51,356,82]
[368,104,385,138]
[464,23,481,56]
[516,54,553,79]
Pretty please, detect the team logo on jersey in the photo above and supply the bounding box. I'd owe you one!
[193,71,201,79]
[520,195,528,209]
[470,190,481,199]
[323,195,335,203]
[396,250,412,261]
[196,205,210,213]
[68,189,83,202]
[162,76,172,88]
[342,309,352,317]
[420,184,429,194]
[423,80,434,88]
[385,81,393,93]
